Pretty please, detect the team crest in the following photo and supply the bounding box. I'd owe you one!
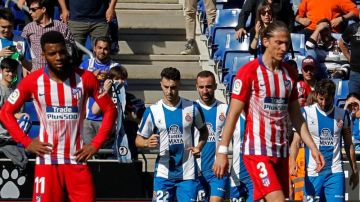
[336,119,344,128]
[219,113,225,121]
[262,176,270,187]
[71,88,82,100]
[185,113,192,122]
[284,80,291,91]
[298,86,304,94]
[15,42,23,52]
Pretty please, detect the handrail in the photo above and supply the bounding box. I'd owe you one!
[5,0,94,59]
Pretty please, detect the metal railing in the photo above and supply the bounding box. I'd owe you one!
[5,0,93,59]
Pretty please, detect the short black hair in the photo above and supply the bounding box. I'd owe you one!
[160,67,181,81]
[0,58,19,71]
[197,70,215,81]
[315,79,336,97]
[0,8,15,24]
[94,36,111,47]
[27,0,54,17]
[40,31,66,51]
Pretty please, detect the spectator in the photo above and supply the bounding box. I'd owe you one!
[21,0,75,71]
[344,93,360,151]
[290,79,359,201]
[235,0,294,40]
[339,20,360,94]
[306,19,349,79]
[295,0,359,36]
[297,56,318,107]
[249,1,273,57]
[80,36,119,145]
[0,31,117,202]
[135,67,208,201]
[181,0,216,55]
[0,8,32,79]
[57,0,117,46]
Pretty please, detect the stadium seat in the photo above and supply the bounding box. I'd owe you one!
[24,101,39,123]
[289,33,306,57]
[208,9,241,45]
[331,33,342,41]
[332,79,349,108]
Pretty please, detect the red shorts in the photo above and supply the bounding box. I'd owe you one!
[32,164,95,202]
[243,155,289,200]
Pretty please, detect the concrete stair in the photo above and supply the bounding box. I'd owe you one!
[114,0,202,105]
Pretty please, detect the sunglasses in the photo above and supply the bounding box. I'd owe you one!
[302,67,316,72]
[260,10,272,16]
[29,7,41,12]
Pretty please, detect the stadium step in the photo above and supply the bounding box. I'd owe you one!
[116,3,182,10]
[119,0,179,4]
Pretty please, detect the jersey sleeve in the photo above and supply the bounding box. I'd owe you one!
[137,107,155,138]
[83,71,117,150]
[296,0,307,18]
[339,0,359,19]
[0,76,34,147]
[231,63,253,102]
[193,103,206,130]
[79,60,88,70]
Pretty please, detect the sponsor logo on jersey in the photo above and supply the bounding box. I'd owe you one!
[168,124,183,145]
[185,113,192,122]
[320,128,333,146]
[71,87,82,100]
[219,113,225,121]
[46,106,79,120]
[263,97,288,111]
[8,89,20,104]
[232,79,242,95]
[206,123,216,142]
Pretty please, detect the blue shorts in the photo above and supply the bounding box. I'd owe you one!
[153,177,199,202]
[197,169,229,201]
[229,177,253,202]
[304,172,345,202]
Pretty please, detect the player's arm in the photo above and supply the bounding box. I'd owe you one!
[213,99,245,178]
[75,73,117,162]
[288,100,325,172]
[135,107,159,149]
[289,132,302,176]
[0,79,52,155]
[188,105,208,155]
[342,113,359,190]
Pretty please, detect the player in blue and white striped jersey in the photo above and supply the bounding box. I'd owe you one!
[136,67,209,202]
[290,79,359,202]
[193,71,229,202]
[230,114,253,202]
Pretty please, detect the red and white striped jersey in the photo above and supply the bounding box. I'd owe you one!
[231,57,298,157]
[0,67,117,165]
[297,80,313,107]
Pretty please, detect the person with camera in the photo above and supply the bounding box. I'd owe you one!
[80,36,120,146]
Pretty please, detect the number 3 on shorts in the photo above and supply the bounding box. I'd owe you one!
[256,162,268,178]
[34,176,45,194]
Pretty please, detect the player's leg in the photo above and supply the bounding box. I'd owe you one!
[304,175,324,202]
[153,177,176,202]
[323,172,345,202]
[32,165,64,202]
[243,155,285,202]
[63,164,95,202]
[203,170,228,202]
[176,179,199,202]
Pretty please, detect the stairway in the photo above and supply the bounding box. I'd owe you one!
[112,0,202,105]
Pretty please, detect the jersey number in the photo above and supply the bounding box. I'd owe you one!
[256,162,268,178]
[34,176,45,194]
[156,190,169,202]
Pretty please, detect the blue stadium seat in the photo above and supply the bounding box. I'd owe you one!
[24,101,39,123]
[331,33,342,41]
[208,9,241,45]
[290,33,306,56]
[85,36,93,51]
[211,28,236,59]
[332,79,349,108]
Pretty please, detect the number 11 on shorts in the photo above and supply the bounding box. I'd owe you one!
[34,176,45,194]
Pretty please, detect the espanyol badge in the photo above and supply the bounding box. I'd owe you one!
[185,113,192,122]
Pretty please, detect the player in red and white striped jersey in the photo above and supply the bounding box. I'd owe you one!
[0,31,117,202]
[213,21,325,202]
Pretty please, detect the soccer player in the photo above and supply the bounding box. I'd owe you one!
[193,70,228,202]
[212,21,325,202]
[290,79,359,201]
[135,67,209,202]
[0,31,117,202]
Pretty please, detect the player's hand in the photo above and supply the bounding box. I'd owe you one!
[235,28,247,40]
[103,79,113,92]
[147,134,159,148]
[106,8,114,23]
[331,17,342,28]
[60,9,69,24]
[289,158,298,176]
[74,144,97,162]
[0,46,14,57]
[187,146,201,158]
[310,148,325,172]
[212,153,228,179]
[350,170,359,190]
[26,139,52,157]
[299,17,311,27]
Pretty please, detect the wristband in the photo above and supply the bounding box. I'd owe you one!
[217,145,229,154]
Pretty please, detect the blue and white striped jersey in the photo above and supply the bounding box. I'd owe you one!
[230,114,247,187]
[194,100,228,172]
[303,104,351,176]
[138,98,206,180]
